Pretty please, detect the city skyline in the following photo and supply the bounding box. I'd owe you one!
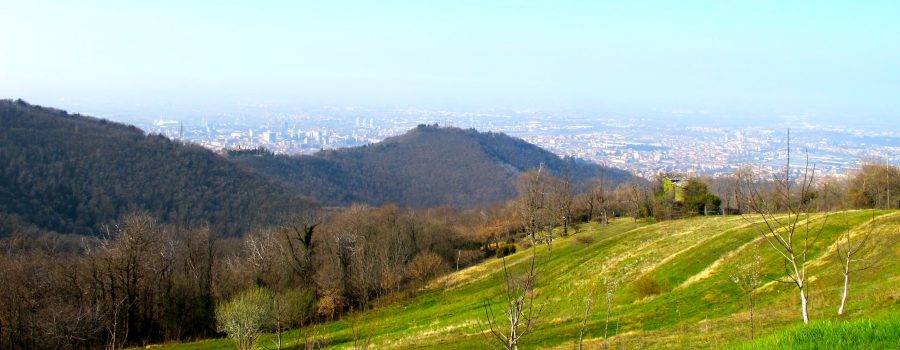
[136,104,899,180]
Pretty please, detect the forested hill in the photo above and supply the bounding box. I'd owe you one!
[233,124,633,208]
[0,99,315,237]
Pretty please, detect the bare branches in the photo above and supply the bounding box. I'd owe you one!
[481,246,544,350]
[577,293,594,350]
[738,130,822,324]
[731,255,762,340]
[836,210,880,315]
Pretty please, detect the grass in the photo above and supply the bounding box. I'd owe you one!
[155,210,900,349]
[729,314,900,350]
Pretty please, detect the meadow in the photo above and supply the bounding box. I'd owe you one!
[160,210,900,349]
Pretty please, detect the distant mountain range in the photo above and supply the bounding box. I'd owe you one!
[233,124,632,208]
[0,100,632,237]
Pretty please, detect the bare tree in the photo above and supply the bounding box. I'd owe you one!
[740,130,823,324]
[350,317,372,350]
[549,175,575,236]
[586,177,613,224]
[517,168,551,244]
[577,294,594,350]
[243,229,288,349]
[836,211,878,315]
[731,255,762,340]
[602,277,619,349]
[616,180,649,221]
[482,246,544,350]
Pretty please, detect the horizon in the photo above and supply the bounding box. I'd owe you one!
[2,1,900,125]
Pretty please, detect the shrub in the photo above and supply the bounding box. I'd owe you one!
[316,291,346,320]
[216,286,273,350]
[407,252,450,284]
[495,245,517,258]
[634,275,664,298]
[457,249,485,268]
[278,287,317,327]
[575,235,595,244]
[574,213,590,223]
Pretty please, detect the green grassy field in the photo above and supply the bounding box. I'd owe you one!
[159,210,900,349]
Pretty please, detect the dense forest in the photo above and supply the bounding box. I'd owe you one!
[1,101,631,238]
[0,100,315,237]
[233,124,632,208]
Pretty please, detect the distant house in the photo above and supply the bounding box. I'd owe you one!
[663,176,687,202]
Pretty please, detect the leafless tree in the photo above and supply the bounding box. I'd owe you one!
[586,177,613,224]
[577,294,595,350]
[731,255,762,340]
[549,175,575,236]
[616,180,649,221]
[602,277,619,349]
[517,168,551,244]
[836,210,879,315]
[482,246,544,350]
[351,317,372,350]
[739,130,823,324]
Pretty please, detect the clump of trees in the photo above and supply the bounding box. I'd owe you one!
[649,175,722,220]
[0,204,495,349]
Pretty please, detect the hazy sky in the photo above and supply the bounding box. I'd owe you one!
[1,1,899,121]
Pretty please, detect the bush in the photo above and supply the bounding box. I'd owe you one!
[633,275,665,298]
[316,291,346,320]
[278,287,317,327]
[495,245,517,258]
[216,286,273,350]
[457,249,485,268]
[407,252,450,284]
[574,213,590,223]
[575,235,594,244]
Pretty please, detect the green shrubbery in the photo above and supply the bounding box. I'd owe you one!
[216,287,273,350]
[633,275,667,298]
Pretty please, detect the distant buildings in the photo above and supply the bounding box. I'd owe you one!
[141,110,898,178]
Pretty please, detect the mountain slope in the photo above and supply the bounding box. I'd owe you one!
[164,210,900,349]
[235,124,632,208]
[0,99,314,236]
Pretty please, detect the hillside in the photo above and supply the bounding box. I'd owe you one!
[164,210,900,349]
[234,124,633,208]
[0,100,314,237]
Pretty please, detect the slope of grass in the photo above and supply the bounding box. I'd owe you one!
[729,314,900,350]
[159,210,900,349]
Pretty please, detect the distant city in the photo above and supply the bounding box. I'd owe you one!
[131,107,899,180]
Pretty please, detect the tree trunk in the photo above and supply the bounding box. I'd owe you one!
[748,293,754,340]
[604,300,612,349]
[799,286,809,324]
[838,258,850,315]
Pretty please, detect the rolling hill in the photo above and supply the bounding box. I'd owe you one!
[0,99,315,237]
[0,100,632,237]
[234,124,633,208]
[162,210,900,349]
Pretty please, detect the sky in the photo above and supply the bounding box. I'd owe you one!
[1,1,899,122]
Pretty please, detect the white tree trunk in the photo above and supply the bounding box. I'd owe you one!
[838,258,851,315]
[799,287,810,324]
